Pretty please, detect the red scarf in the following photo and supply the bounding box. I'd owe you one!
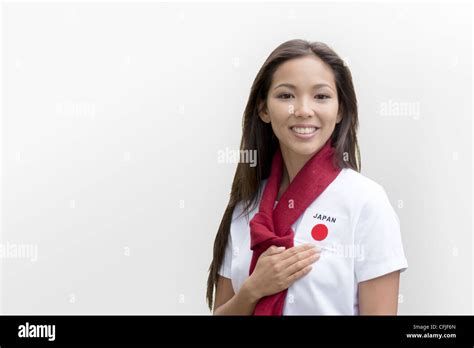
[248,138,342,315]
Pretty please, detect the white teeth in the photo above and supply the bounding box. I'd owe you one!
[291,127,317,134]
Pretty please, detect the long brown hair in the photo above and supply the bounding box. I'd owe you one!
[206,39,361,311]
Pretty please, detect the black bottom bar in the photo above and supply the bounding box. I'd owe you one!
[0,315,472,346]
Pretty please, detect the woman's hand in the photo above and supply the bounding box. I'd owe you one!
[244,244,321,300]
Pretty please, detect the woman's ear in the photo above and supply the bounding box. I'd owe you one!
[336,111,343,124]
[258,102,271,124]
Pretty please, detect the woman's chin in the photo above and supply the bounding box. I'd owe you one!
[285,141,324,157]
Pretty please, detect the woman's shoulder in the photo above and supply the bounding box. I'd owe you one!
[337,168,398,222]
[338,167,388,198]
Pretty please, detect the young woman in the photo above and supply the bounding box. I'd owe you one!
[206,39,408,315]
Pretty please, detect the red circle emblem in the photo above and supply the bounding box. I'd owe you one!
[311,224,328,241]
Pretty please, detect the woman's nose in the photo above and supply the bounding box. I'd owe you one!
[292,100,314,118]
[289,97,314,117]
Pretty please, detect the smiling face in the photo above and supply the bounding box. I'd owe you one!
[259,55,342,159]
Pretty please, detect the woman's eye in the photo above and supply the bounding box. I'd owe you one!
[278,93,293,99]
[315,94,330,100]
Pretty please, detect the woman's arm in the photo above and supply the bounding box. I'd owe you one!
[213,276,260,315]
[358,270,401,315]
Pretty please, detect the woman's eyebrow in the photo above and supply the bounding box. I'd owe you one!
[273,83,334,91]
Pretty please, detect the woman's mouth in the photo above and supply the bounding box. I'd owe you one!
[290,126,320,140]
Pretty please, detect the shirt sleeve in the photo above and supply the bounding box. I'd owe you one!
[354,183,408,283]
[217,233,232,279]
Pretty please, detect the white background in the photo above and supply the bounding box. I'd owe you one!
[1,1,472,314]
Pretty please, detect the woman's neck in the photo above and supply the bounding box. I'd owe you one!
[276,147,313,201]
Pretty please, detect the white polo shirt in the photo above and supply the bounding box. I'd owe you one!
[218,167,408,315]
